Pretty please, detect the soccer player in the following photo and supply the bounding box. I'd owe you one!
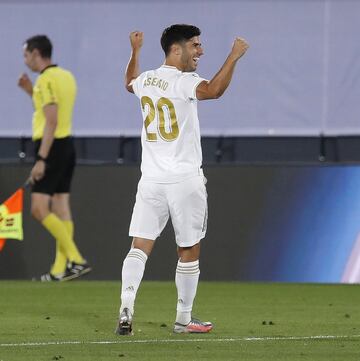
[18,35,91,281]
[115,25,248,335]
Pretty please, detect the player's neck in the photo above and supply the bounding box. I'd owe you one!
[164,58,184,72]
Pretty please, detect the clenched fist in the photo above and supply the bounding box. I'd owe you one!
[130,31,144,51]
[18,73,33,96]
[231,37,249,60]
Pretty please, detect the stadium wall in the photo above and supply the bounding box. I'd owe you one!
[1,164,360,283]
[2,0,360,137]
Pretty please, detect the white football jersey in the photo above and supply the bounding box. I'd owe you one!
[132,65,207,183]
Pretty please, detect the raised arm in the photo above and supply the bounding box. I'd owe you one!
[125,31,143,93]
[196,37,249,100]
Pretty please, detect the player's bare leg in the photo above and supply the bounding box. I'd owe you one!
[115,237,154,335]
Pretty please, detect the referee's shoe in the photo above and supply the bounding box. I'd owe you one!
[39,262,91,282]
[62,261,92,281]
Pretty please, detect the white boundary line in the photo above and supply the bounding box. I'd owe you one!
[1,334,360,348]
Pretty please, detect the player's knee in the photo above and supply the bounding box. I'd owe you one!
[31,203,47,221]
[178,242,200,262]
[132,238,154,256]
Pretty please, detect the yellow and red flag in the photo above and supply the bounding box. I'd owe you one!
[0,188,24,251]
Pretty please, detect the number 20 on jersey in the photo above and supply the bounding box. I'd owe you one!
[141,96,179,142]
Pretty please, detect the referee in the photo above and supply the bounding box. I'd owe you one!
[18,35,91,281]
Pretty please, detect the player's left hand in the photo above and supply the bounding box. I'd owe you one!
[30,160,46,183]
[231,37,249,60]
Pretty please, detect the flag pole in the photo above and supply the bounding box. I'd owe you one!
[22,177,32,189]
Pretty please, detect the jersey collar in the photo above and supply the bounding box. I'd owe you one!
[161,65,180,72]
[40,64,58,74]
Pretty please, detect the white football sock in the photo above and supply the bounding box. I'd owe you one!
[120,248,148,315]
[175,260,200,325]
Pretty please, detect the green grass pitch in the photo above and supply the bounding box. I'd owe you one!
[0,281,359,360]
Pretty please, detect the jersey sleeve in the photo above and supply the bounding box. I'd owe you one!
[179,73,207,101]
[131,73,146,98]
[38,75,58,106]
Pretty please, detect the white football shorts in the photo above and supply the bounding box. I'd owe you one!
[129,175,208,247]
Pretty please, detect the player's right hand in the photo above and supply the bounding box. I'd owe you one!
[231,37,249,60]
[130,31,144,50]
[17,73,33,94]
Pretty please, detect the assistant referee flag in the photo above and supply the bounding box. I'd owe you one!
[0,188,24,251]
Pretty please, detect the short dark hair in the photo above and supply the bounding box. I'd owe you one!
[24,35,52,59]
[161,24,201,56]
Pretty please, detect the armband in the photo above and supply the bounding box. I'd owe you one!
[36,154,47,162]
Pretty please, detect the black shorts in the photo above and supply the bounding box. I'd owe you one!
[32,137,76,195]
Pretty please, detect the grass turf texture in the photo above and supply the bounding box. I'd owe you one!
[0,282,359,361]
